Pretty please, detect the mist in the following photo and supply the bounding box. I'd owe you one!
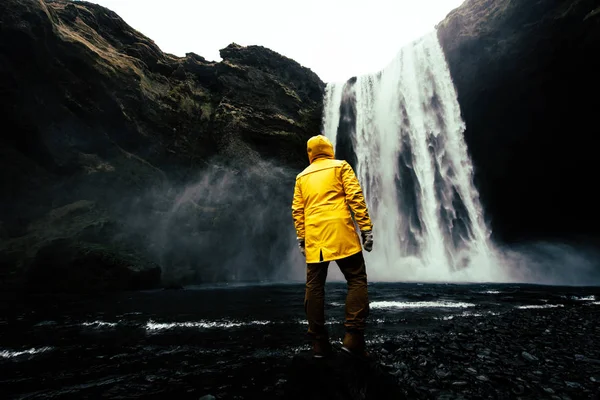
[90,145,600,288]
[109,157,600,287]
[114,158,306,286]
[495,241,600,286]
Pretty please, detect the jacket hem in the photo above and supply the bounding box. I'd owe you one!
[306,248,362,264]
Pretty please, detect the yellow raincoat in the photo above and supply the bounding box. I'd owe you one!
[292,135,373,263]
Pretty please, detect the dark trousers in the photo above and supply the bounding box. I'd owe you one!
[304,251,369,338]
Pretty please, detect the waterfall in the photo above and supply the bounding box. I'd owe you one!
[323,31,506,282]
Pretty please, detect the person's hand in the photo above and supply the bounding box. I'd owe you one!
[297,237,306,257]
[361,230,373,252]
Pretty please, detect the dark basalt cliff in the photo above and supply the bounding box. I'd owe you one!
[437,0,600,245]
[0,0,324,291]
[4,0,599,292]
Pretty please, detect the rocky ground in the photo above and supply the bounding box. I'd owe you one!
[286,304,600,400]
[1,284,599,399]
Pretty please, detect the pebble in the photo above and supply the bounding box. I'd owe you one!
[281,291,600,399]
[522,351,538,362]
[435,369,451,378]
[372,300,600,399]
[512,385,524,394]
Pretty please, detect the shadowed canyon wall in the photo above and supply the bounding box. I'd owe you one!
[437,0,600,246]
[0,0,324,291]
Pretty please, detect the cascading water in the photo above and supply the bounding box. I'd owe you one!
[324,31,507,282]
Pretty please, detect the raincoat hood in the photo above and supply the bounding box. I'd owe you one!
[307,135,334,164]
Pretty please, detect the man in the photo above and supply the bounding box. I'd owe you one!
[291,134,374,359]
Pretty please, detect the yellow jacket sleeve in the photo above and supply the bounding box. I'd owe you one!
[291,179,305,239]
[341,161,373,232]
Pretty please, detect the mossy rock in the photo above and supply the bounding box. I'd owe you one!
[0,200,161,292]
[26,239,161,292]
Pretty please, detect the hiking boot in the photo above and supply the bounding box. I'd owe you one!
[312,337,332,359]
[341,331,371,360]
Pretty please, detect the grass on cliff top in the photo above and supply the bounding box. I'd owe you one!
[54,13,141,75]
[49,2,174,100]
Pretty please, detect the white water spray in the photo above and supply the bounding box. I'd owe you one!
[323,32,509,282]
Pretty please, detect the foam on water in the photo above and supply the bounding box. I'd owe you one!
[435,311,500,320]
[572,295,595,301]
[370,300,475,309]
[82,321,119,328]
[0,347,54,359]
[145,320,271,331]
[516,304,564,309]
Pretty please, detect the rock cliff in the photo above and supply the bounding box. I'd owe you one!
[5,0,599,291]
[0,0,324,291]
[437,0,600,245]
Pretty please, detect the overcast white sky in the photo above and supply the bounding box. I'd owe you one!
[88,0,464,83]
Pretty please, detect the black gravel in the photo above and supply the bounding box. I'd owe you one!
[0,283,599,399]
